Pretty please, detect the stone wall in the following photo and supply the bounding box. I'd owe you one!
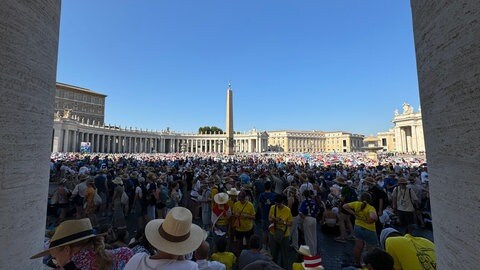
[411,1,480,268]
[0,1,61,268]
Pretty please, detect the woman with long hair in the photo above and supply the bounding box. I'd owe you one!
[343,192,378,267]
[31,218,132,270]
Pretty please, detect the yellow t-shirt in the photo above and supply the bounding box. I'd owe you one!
[386,234,436,270]
[211,251,236,270]
[346,201,376,231]
[232,201,256,232]
[268,205,293,237]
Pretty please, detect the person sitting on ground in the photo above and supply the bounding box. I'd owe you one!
[31,218,133,270]
[380,228,436,270]
[195,240,226,270]
[238,235,272,270]
[321,200,339,235]
[124,207,203,270]
[211,237,236,270]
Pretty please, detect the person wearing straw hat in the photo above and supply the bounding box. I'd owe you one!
[71,173,89,219]
[391,177,418,234]
[31,218,133,269]
[124,207,203,270]
[112,177,128,230]
[212,192,231,239]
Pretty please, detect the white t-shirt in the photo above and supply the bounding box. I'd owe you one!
[196,259,226,270]
[124,253,199,270]
[135,186,143,199]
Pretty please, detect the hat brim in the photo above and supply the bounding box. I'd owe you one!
[214,198,228,205]
[30,234,98,259]
[227,191,240,196]
[145,219,204,256]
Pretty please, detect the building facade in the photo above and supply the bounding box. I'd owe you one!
[55,82,106,125]
[373,103,425,153]
[393,103,425,153]
[267,130,364,153]
[324,131,365,152]
[267,130,325,152]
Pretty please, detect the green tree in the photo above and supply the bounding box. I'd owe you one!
[198,126,224,134]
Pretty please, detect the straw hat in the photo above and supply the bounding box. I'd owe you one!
[334,177,346,185]
[227,188,240,196]
[112,177,123,185]
[297,245,312,256]
[78,174,90,182]
[214,192,229,205]
[30,218,98,259]
[398,178,408,184]
[364,177,376,185]
[145,207,203,256]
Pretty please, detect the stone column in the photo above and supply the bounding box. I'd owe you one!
[0,1,60,268]
[411,1,480,268]
[411,125,418,153]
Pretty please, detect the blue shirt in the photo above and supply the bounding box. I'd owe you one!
[299,199,319,217]
[383,177,398,193]
[259,191,276,221]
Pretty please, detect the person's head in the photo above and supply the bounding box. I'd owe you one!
[248,235,261,250]
[194,241,210,260]
[363,248,394,270]
[31,218,111,268]
[144,207,203,256]
[364,177,376,189]
[275,194,286,208]
[216,237,228,252]
[264,181,272,191]
[303,189,312,199]
[238,191,247,203]
[360,192,372,211]
[379,228,402,249]
[398,178,408,188]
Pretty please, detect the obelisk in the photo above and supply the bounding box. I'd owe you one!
[226,83,234,155]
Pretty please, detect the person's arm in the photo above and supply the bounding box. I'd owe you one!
[378,198,384,216]
[367,209,378,224]
[391,188,398,210]
[342,203,356,216]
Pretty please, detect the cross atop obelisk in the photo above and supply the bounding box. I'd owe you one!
[226,83,234,155]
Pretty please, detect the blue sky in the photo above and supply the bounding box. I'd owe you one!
[57,1,420,136]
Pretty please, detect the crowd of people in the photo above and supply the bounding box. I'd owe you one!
[36,152,435,269]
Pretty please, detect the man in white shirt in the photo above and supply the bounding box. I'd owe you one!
[195,241,226,270]
[124,207,202,270]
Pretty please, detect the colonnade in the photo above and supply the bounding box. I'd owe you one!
[52,119,269,154]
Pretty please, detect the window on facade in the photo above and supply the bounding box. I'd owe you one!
[382,138,387,146]
[343,140,347,147]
